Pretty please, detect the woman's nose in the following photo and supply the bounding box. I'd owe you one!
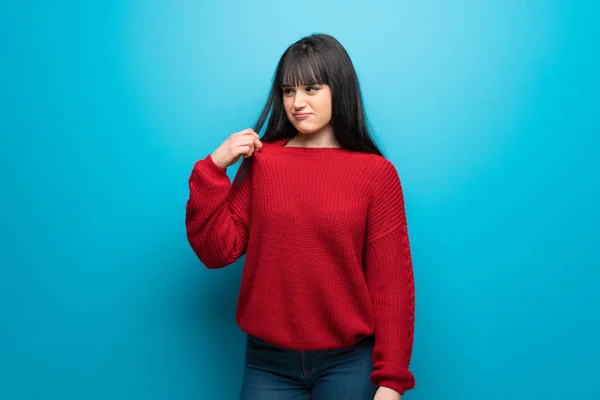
[293,93,307,108]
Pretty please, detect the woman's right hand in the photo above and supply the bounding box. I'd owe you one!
[210,129,263,169]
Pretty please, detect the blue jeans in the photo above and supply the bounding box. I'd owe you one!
[239,334,378,400]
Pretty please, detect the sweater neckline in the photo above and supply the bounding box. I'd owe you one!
[275,138,354,156]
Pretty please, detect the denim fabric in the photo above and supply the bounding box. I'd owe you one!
[239,334,378,400]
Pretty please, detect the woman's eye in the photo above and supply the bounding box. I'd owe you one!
[283,86,318,95]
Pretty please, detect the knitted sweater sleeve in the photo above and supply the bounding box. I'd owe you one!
[185,155,252,269]
[364,160,416,395]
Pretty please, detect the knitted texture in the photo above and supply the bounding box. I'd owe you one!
[185,138,416,394]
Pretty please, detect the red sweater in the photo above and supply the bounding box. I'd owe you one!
[185,138,416,394]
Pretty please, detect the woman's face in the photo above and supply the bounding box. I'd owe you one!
[282,84,332,135]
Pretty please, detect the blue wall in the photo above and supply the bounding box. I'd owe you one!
[1,1,598,399]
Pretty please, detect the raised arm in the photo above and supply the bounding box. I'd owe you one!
[185,129,261,269]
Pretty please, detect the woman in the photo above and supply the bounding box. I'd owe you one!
[186,33,416,400]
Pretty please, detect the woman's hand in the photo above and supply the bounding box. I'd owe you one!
[210,128,263,169]
[374,386,402,400]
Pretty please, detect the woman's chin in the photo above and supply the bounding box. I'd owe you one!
[293,125,319,135]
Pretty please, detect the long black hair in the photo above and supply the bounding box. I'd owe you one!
[234,33,385,186]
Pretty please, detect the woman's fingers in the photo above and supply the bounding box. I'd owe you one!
[232,128,261,159]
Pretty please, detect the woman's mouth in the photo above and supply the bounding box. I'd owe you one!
[294,113,311,120]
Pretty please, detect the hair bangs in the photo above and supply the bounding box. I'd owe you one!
[280,49,329,88]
